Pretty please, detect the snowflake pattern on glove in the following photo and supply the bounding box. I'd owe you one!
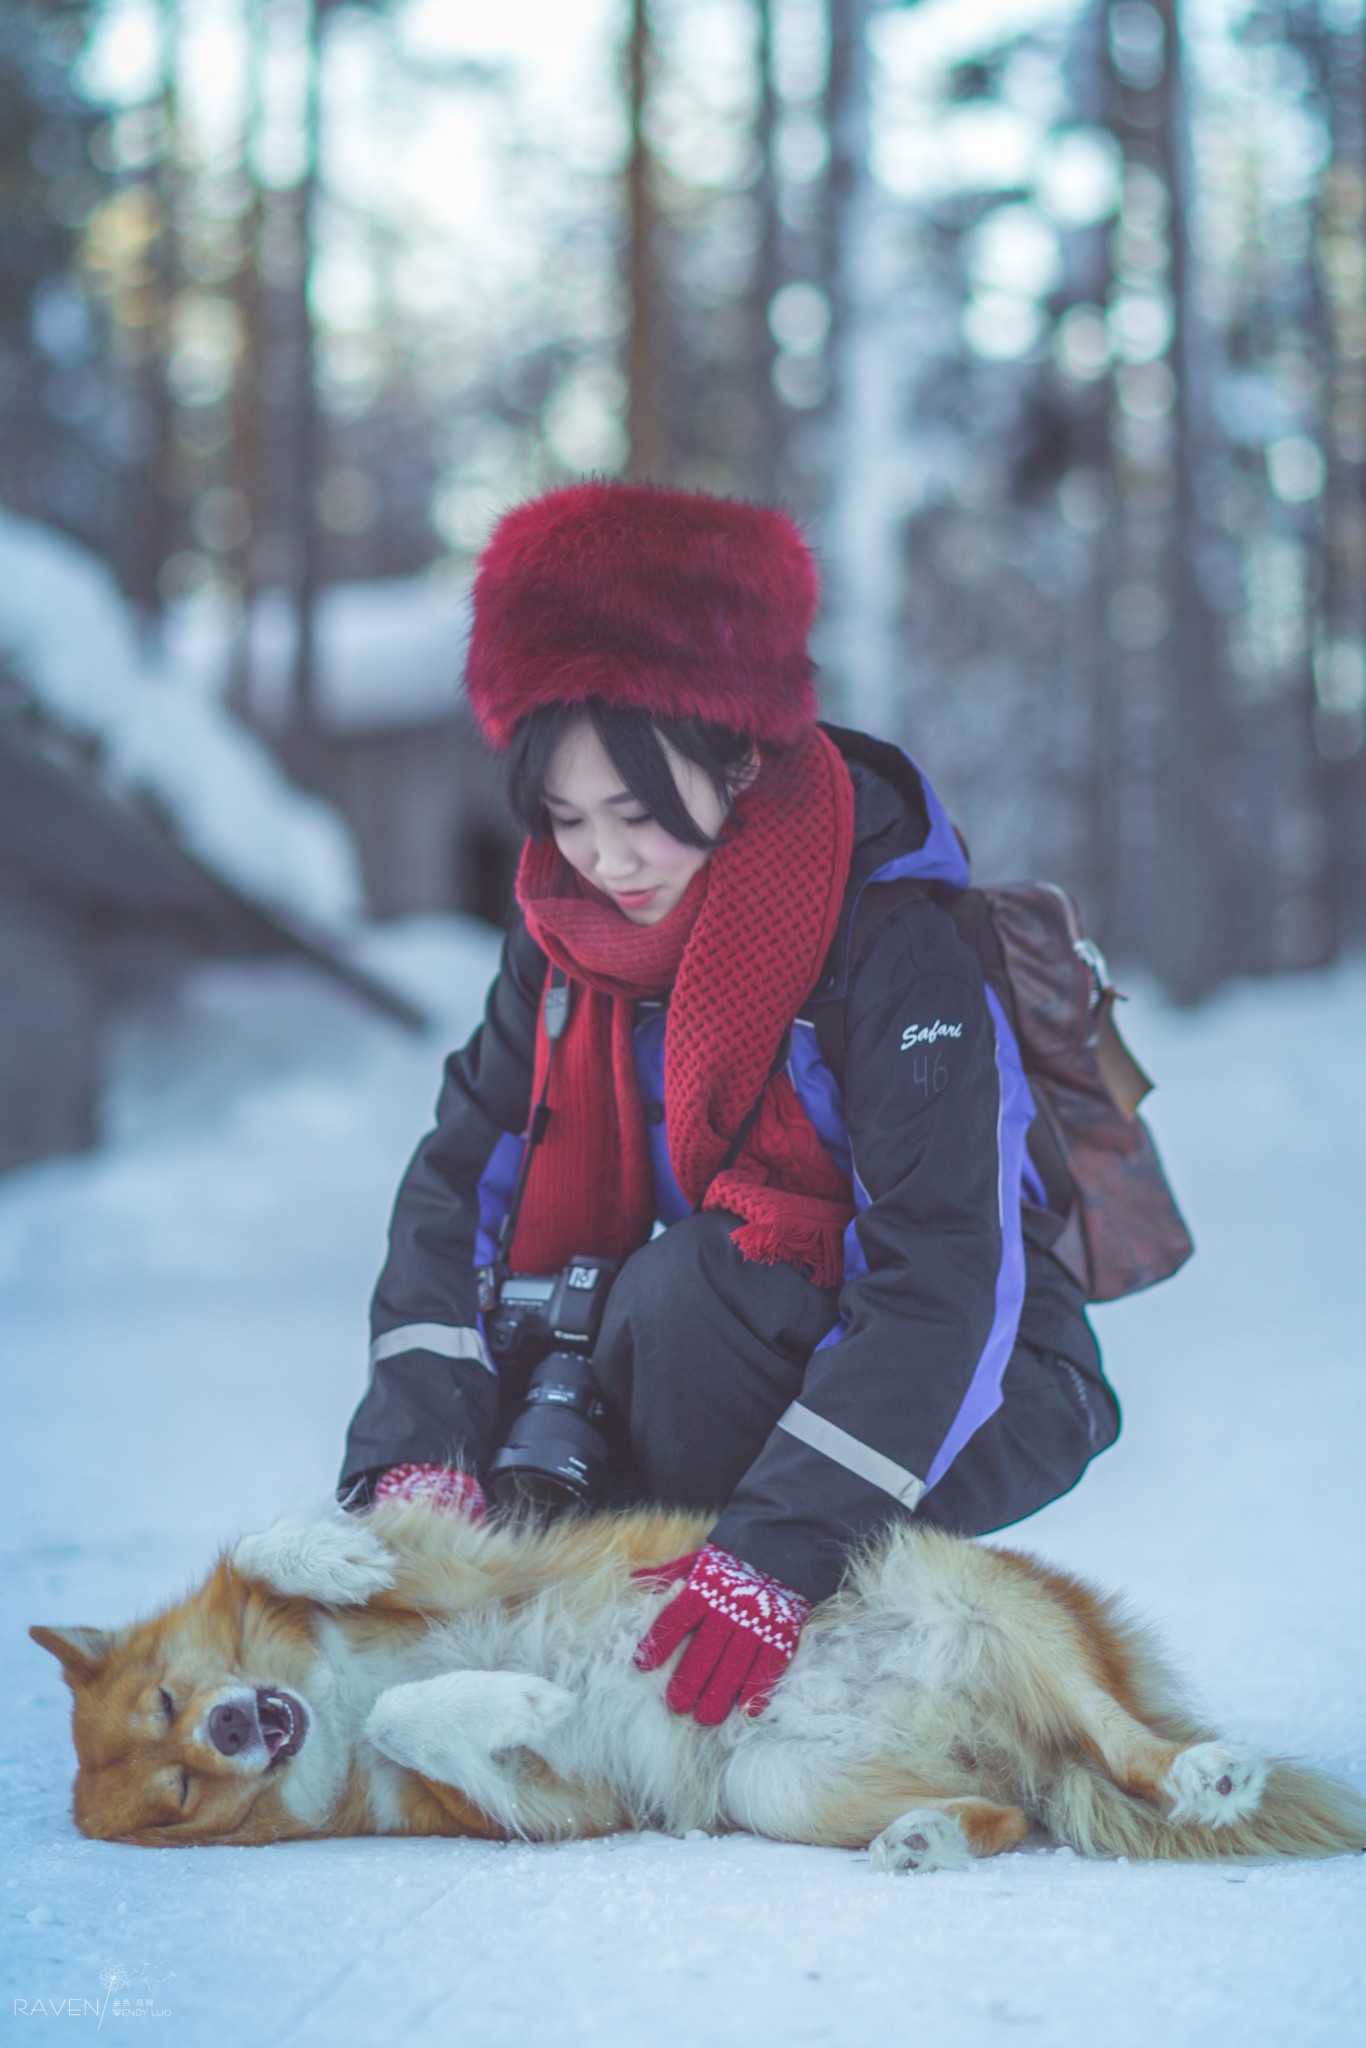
[632,1542,811,1725]
[375,1464,487,1523]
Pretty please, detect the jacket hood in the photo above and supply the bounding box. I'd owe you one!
[813,723,969,1002]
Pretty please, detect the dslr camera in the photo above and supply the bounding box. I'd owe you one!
[479,1256,620,1514]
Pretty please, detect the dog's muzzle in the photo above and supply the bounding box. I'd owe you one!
[207,1688,307,1766]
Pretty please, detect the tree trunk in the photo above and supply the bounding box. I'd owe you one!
[624,0,663,481]
[1152,0,1227,1000]
[1309,2,1366,947]
[819,0,902,735]
[289,0,323,733]
[124,0,181,633]
[1101,0,1228,999]
[746,0,783,501]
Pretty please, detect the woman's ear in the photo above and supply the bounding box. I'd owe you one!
[734,745,762,795]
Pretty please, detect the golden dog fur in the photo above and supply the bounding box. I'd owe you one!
[30,1502,1366,1872]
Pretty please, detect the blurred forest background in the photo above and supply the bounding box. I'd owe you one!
[4,0,1366,1029]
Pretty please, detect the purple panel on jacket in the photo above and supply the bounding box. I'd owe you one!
[474,1129,526,1269]
[786,1020,853,1183]
[632,1009,690,1225]
[473,1128,527,1356]
[922,984,1031,1490]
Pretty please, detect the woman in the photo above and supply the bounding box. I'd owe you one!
[339,481,1119,1727]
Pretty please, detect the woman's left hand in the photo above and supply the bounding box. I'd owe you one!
[632,1543,811,1724]
[374,1464,488,1522]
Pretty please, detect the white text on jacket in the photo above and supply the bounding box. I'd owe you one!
[899,1020,963,1051]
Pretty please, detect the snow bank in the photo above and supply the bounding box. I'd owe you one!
[0,504,365,928]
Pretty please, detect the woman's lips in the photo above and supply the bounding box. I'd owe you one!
[612,887,658,906]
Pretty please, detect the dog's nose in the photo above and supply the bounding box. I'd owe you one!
[208,1701,254,1756]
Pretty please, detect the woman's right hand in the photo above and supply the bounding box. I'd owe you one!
[374,1464,488,1523]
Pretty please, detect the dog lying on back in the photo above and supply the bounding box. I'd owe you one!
[30,1502,1366,1871]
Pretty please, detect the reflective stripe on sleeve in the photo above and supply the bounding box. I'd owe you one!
[776,1401,926,1509]
[368,1324,496,1376]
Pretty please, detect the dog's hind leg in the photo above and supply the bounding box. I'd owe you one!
[985,1550,1270,1831]
[1050,1675,1268,1830]
[870,1799,1029,1874]
[723,1742,1026,1866]
[1161,1742,1268,1827]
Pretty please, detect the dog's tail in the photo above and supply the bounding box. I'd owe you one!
[1042,1757,1366,1862]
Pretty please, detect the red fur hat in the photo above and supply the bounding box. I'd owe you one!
[465,481,819,748]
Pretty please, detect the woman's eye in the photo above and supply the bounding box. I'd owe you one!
[547,810,651,830]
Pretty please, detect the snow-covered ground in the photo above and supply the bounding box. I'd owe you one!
[3,929,1363,2047]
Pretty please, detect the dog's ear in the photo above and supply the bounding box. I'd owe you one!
[29,1624,113,1684]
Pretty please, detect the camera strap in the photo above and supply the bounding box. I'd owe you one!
[693,1026,792,1210]
[488,985,791,1279]
[488,968,570,1291]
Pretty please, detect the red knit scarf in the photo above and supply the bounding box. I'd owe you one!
[509,726,857,1288]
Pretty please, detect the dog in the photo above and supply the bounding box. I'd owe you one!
[30,1501,1366,1870]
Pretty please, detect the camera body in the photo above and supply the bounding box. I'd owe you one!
[480,1257,620,1514]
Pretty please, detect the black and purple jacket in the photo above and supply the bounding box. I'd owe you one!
[339,725,1098,1594]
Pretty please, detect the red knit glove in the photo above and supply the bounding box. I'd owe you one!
[632,1544,811,1725]
[375,1464,487,1522]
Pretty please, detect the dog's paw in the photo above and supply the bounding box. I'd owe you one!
[1163,1741,1268,1828]
[869,1808,973,1875]
[232,1508,395,1605]
[366,1671,577,1780]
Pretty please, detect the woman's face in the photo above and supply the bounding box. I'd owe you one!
[541,720,731,924]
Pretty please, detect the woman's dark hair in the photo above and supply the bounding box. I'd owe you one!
[505,700,757,849]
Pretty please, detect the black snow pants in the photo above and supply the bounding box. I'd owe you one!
[586,1209,1119,1548]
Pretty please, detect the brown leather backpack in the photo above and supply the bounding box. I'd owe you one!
[813,877,1194,1304]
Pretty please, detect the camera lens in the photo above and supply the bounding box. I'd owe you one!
[486,1350,611,1516]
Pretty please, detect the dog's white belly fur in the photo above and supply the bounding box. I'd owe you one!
[362,1586,950,1840]
[410,1595,750,1833]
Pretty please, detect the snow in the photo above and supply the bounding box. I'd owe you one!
[2,930,1363,2046]
[0,505,364,929]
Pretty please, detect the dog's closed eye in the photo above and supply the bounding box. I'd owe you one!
[158,1688,175,1721]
